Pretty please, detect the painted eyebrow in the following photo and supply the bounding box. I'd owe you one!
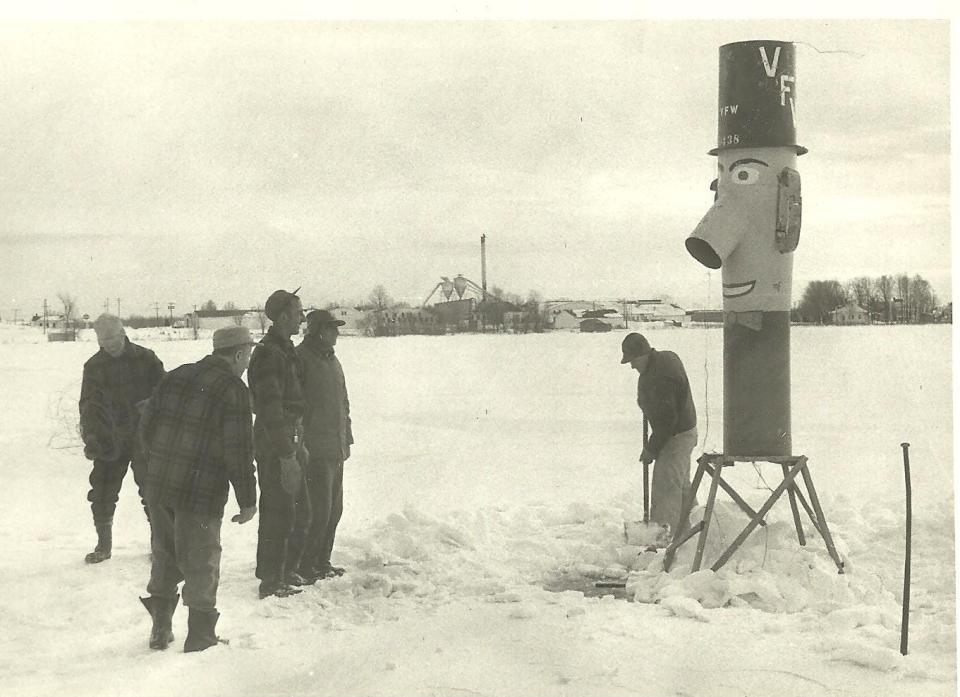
[725,157,770,170]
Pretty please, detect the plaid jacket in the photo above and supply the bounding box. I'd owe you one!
[248,326,305,458]
[139,355,256,517]
[79,339,165,452]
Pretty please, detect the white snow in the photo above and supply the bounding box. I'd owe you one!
[0,322,953,696]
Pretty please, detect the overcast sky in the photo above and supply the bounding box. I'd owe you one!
[0,16,951,318]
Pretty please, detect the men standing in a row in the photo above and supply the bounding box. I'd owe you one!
[249,289,311,599]
[79,314,165,564]
[295,309,353,580]
[138,326,259,652]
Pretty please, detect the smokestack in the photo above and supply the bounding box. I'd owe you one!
[480,234,487,299]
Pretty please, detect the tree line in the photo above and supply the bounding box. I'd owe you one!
[796,274,947,324]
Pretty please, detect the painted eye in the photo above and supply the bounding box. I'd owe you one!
[730,164,761,185]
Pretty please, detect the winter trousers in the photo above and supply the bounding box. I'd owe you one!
[146,500,222,612]
[301,456,344,573]
[87,450,149,525]
[650,427,698,532]
[255,449,311,584]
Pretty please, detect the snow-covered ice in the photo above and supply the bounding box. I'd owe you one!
[0,322,953,696]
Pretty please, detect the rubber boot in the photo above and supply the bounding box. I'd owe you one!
[140,594,179,650]
[183,608,221,653]
[85,520,113,564]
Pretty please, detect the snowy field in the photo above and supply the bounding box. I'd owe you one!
[0,322,954,697]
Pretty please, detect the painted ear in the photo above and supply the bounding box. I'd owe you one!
[775,167,801,253]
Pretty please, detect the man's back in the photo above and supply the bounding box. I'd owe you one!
[142,356,254,516]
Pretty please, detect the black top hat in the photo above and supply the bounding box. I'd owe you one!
[710,40,807,156]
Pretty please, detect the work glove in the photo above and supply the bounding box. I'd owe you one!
[639,447,655,466]
[279,454,302,496]
[231,505,257,524]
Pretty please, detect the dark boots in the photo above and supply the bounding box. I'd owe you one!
[140,594,179,650]
[85,521,113,564]
[183,608,222,653]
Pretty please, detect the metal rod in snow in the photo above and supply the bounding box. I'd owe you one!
[643,416,650,524]
[900,441,912,656]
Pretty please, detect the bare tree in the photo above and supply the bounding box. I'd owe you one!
[201,299,218,312]
[875,275,895,322]
[909,274,936,321]
[367,285,393,311]
[253,303,268,333]
[798,280,847,324]
[57,292,78,328]
[223,301,238,311]
[846,277,875,314]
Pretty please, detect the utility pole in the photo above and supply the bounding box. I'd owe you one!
[103,298,109,314]
[116,298,121,319]
[167,302,175,325]
[153,301,160,327]
[192,304,199,339]
[42,298,48,334]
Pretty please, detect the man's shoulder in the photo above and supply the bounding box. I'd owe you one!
[127,342,160,362]
[83,351,104,370]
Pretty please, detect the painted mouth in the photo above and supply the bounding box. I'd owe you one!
[722,280,757,298]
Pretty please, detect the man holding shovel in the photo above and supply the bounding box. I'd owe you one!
[621,333,698,546]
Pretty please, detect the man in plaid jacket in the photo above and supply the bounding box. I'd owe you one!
[79,314,165,564]
[138,326,258,653]
[249,288,311,599]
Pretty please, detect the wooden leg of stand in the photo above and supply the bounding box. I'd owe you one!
[664,456,709,572]
[782,462,806,546]
[692,461,724,572]
[709,461,805,572]
[716,478,767,528]
[799,462,845,574]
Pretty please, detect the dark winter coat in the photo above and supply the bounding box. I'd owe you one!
[139,355,256,517]
[247,325,305,458]
[296,340,353,461]
[636,349,697,458]
[79,339,165,455]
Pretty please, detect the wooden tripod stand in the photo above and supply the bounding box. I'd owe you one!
[662,453,845,574]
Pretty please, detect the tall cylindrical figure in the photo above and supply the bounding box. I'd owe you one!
[686,40,804,456]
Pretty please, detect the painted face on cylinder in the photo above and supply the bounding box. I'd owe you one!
[688,146,798,312]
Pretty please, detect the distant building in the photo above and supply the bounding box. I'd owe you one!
[830,303,871,325]
[325,307,370,336]
[544,298,687,330]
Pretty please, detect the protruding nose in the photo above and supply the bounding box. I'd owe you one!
[686,196,750,269]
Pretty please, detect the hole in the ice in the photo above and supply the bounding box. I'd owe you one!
[542,571,630,600]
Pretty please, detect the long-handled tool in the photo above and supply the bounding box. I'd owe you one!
[642,416,650,524]
[900,442,912,656]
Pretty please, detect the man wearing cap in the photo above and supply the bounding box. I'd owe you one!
[295,309,354,581]
[248,289,311,599]
[78,313,165,564]
[138,326,258,652]
[621,333,698,542]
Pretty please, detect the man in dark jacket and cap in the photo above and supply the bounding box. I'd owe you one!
[248,288,311,599]
[621,333,698,541]
[138,326,258,653]
[79,314,165,564]
[295,309,354,580]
